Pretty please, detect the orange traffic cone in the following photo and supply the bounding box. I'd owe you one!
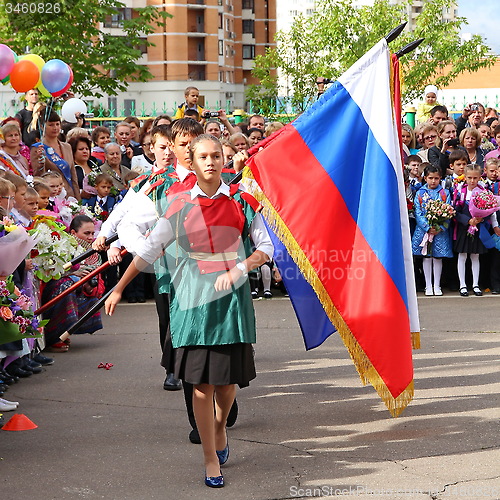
[2,414,38,431]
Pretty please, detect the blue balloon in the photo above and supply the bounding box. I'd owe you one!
[41,59,71,94]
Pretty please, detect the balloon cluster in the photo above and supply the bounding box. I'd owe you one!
[0,44,73,97]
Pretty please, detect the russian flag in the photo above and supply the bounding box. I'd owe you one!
[245,39,419,417]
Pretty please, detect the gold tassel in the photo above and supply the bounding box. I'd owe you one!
[411,331,421,349]
[245,176,414,417]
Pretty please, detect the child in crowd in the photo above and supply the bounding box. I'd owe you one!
[18,187,39,227]
[453,164,489,296]
[478,124,495,152]
[42,170,65,211]
[416,85,441,123]
[0,176,15,218]
[405,155,423,193]
[442,150,468,193]
[221,140,237,164]
[264,121,284,138]
[412,165,453,296]
[91,126,111,163]
[33,180,51,210]
[82,173,117,214]
[184,109,200,122]
[247,128,264,147]
[120,171,140,199]
[4,172,27,224]
[482,158,498,190]
[174,86,205,120]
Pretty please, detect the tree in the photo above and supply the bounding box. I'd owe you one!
[0,0,171,96]
[247,0,495,115]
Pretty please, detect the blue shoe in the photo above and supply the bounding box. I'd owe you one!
[216,443,229,465]
[205,473,224,488]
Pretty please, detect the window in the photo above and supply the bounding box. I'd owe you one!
[218,13,223,29]
[243,0,254,10]
[124,99,136,117]
[104,8,132,28]
[242,44,255,59]
[218,40,223,56]
[242,20,254,35]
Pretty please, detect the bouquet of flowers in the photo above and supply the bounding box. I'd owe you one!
[0,217,37,277]
[420,199,455,256]
[468,190,500,236]
[27,215,84,282]
[0,276,46,344]
[425,199,456,229]
[54,198,95,229]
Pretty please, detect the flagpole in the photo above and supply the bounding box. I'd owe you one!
[34,249,127,316]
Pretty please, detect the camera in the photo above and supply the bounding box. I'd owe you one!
[470,104,479,111]
[202,111,221,118]
[88,276,99,288]
[448,138,460,147]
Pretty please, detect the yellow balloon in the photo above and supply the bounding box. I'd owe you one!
[21,54,45,89]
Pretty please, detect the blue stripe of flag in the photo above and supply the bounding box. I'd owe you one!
[292,81,408,309]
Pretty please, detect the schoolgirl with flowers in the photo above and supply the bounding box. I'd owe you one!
[453,164,500,296]
[412,165,454,296]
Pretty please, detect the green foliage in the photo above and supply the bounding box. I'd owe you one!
[248,0,495,113]
[0,0,171,96]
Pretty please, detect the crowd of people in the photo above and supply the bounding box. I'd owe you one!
[1,83,500,486]
[405,88,500,296]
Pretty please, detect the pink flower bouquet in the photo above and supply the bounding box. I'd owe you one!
[468,191,500,235]
[0,217,37,277]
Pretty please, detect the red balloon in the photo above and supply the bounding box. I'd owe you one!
[10,60,39,93]
[51,65,73,97]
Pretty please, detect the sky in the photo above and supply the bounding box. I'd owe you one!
[458,0,500,54]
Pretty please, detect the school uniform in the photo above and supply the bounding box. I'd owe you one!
[411,185,453,258]
[453,186,488,255]
[82,195,117,214]
[134,182,274,386]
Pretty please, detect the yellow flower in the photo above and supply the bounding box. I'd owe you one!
[4,224,19,232]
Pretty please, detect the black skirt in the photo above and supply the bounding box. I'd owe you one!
[174,343,256,387]
[453,224,487,254]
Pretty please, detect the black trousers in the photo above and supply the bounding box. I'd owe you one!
[154,283,196,430]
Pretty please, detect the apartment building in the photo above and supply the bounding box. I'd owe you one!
[98,0,277,114]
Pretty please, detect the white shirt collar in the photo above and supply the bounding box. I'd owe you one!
[175,162,192,182]
[190,181,229,200]
[97,196,107,202]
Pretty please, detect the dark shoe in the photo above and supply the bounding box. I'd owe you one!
[226,399,238,428]
[459,287,469,297]
[34,353,54,365]
[216,442,229,466]
[205,473,224,488]
[189,428,201,444]
[263,290,272,299]
[127,297,138,303]
[6,366,32,378]
[163,373,182,391]
[491,290,500,295]
[137,297,146,303]
[0,370,16,385]
[25,359,43,373]
[251,291,258,299]
[473,286,483,296]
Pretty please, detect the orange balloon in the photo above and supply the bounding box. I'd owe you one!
[10,59,40,93]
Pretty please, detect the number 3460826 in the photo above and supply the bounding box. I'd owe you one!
[5,2,61,14]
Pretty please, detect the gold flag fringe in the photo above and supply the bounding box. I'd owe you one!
[411,331,420,349]
[244,169,414,417]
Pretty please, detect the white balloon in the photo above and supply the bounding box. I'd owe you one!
[61,98,87,123]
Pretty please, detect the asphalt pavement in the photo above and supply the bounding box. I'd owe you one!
[1,294,499,499]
